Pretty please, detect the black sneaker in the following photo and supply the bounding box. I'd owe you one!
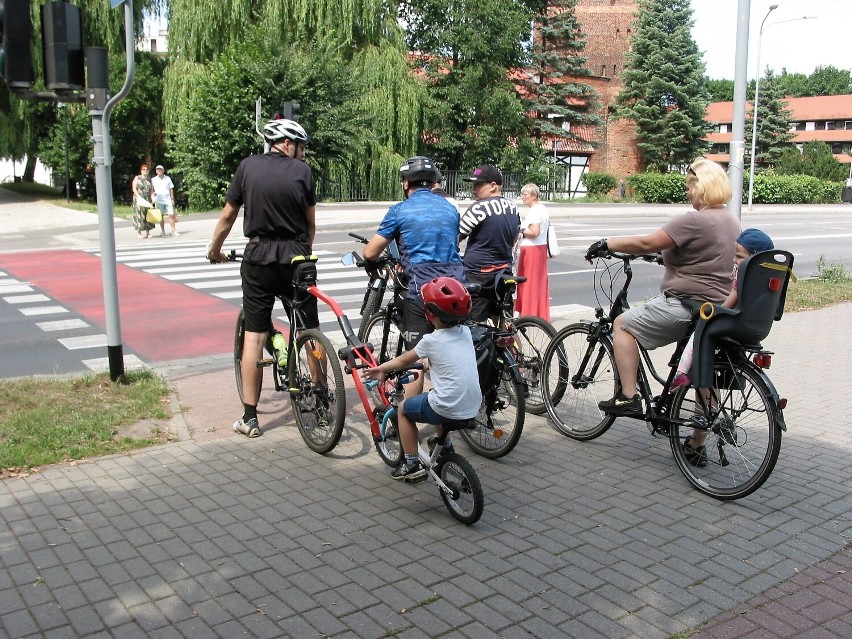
[683,438,708,467]
[427,436,454,458]
[391,460,427,481]
[598,393,642,416]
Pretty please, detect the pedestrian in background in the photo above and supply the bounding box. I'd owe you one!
[131,164,155,239]
[516,183,550,321]
[152,164,179,237]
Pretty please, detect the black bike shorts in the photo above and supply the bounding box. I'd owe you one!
[402,296,434,350]
[241,261,320,333]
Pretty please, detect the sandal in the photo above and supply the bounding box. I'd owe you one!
[683,438,708,467]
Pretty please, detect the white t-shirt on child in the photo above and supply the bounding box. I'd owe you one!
[414,324,482,419]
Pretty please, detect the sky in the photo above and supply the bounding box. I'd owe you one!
[691,0,851,80]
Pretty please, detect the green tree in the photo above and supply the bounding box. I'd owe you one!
[400,0,533,171]
[746,69,793,168]
[806,65,852,96]
[171,39,370,209]
[520,0,602,151]
[0,0,161,181]
[777,141,848,182]
[706,78,734,103]
[615,0,711,172]
[164,0,420,200]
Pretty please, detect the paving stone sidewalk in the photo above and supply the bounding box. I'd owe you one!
[1,303,850,638]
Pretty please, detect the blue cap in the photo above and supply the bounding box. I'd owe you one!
[737,228,773,255]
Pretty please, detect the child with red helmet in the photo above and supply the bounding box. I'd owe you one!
[363,277,482,480]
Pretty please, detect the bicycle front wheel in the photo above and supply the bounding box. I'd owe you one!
[669,356,782,500]
[373,407,403,467]
[360,310,404,364]
[512,316,557,415]
[460,351,525,458]
[357,286,385,341]
[288,329,346,454]
[234,309,261,405]
[543,323,617,440]
[438,452,484,525]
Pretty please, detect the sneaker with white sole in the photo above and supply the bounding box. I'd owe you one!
[233,417,261,438]
[391,460,426,481]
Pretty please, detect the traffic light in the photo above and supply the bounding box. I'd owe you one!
[1,0,35,89]
[274,100,300,121]
[41,1,84,90]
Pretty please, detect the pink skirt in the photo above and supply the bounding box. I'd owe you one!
[515,244,550,321]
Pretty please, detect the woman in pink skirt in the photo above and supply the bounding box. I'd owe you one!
[515,183,550,321]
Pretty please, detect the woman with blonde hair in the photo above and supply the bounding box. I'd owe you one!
[584,158,740,417]
[516,183,551,321]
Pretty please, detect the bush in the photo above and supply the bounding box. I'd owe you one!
[581,172,617,196]
[626,173,688,203]
[749,173,842,204]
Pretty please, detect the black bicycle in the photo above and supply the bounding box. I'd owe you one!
[343,238,527,459]
[226,252,347,454]
[541,250,792,500]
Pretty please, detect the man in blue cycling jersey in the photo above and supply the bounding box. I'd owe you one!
[363,156,464,397]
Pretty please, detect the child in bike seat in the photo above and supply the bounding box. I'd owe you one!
[363,277,482,480]
[673,228,775,389]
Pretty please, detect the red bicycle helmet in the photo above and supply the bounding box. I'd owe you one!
[421,277,471,326]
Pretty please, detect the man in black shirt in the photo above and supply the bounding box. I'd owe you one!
[459,165,521,322]
[207,118,317,438]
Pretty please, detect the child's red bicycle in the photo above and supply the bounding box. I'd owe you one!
[220,251,484,524]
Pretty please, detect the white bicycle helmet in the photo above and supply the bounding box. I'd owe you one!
[263,119,308,144]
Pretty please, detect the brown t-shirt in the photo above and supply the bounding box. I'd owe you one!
[660,207,740,303]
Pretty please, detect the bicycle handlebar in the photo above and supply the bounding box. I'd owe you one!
[600,251,663,265]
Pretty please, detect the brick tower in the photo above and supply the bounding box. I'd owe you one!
[574,0,641,177]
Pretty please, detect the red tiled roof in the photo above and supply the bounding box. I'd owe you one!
[706,94,852,124]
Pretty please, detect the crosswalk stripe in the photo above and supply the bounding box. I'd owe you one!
[91,243,385,338]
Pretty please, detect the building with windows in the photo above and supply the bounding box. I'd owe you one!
[705,94,852,170]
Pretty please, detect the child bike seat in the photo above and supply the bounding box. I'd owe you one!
[690,249,794,389]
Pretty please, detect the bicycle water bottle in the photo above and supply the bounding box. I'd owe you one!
[271,332,287,367]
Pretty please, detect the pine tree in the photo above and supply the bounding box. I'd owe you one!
[746,69,793,168]
[520,0,603,150]
[615,0,711,172]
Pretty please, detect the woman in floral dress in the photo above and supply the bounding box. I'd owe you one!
[131,164,155,238]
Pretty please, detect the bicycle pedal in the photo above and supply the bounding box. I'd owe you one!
[404,474,429,484]
[258,358,274,367]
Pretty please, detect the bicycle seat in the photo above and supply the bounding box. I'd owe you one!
[440,418,477,432]
[690,249,794,388]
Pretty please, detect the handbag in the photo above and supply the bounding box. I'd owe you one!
[135,195,154,208]
[146,207,163,224]
[546,223,560,258]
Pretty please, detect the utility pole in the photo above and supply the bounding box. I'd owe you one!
[88,0,136,380]
[728,0,752,220]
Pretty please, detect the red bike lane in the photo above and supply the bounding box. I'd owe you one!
[0,249,237,363]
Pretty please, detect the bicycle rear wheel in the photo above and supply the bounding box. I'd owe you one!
[460,352,525,458]
[543,323,617,440]
[512,316,558,415]
[289,329,346,454]
[669,355,782,500]
[438,452,484,525]
[234,309,262,405]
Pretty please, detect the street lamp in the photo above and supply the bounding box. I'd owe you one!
[747,8,817,211]
[746,4,778,212]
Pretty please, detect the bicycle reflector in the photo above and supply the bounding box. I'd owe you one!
[768,277,782,292]
[779,398,788,409]
[495,335,515,348]
[753,353,772,369]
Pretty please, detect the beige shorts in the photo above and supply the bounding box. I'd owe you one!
[621,294,692,350]
[156,202,174,216]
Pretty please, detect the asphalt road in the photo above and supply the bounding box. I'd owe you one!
[1,198,851,378]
